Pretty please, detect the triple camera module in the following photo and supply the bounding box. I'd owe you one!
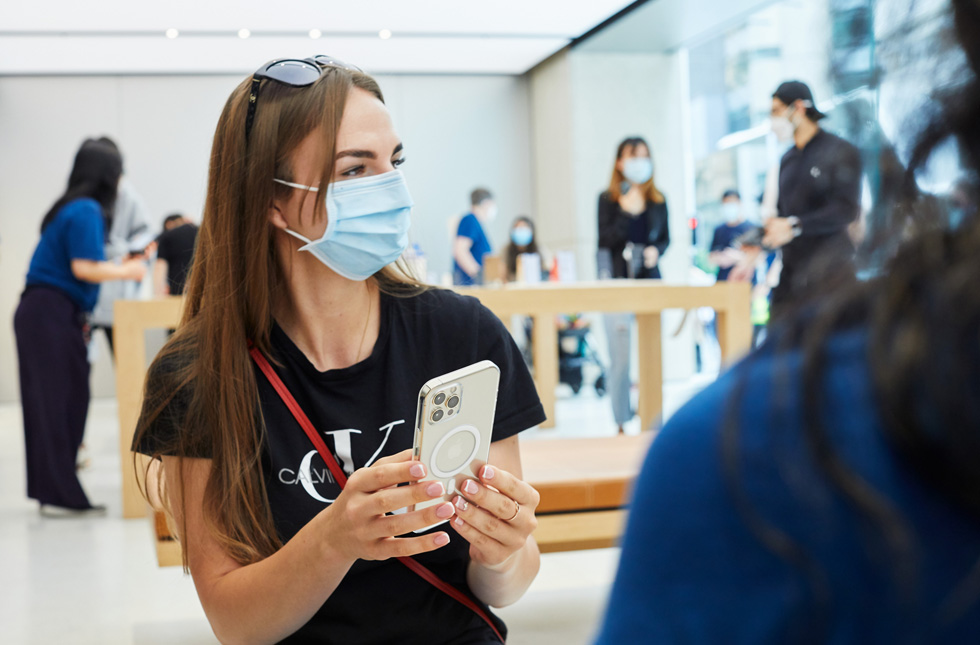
[429,384,462,423]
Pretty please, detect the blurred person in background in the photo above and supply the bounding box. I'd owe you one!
[709,189,754,283]
[598,136,670,434]
[14,139,146,517]
[596,1,980,641]
[154,213,199,296]
[763,81,863,323]
[88,136,154,356]
[453,187,496,285]
[504,215,548,283]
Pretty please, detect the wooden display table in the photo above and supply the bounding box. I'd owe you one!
[116,282,749,520]
[455,280,752,431]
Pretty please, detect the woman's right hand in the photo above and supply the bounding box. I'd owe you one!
[322,449,455,563]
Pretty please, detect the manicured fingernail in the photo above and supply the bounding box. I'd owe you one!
[434,533,450,546]
[436,502,455,519]
[410,464,425,478]
[454,495,468,512]
[426,481,445,497]
[482,465,495,480]
[463,480,478,495]
[453,517,464,528]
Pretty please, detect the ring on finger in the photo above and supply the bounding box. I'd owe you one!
[504,499,520,522]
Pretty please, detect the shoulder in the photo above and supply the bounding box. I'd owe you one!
[393,288,505,344]
[599,191,614,204]
[62,198,102,221]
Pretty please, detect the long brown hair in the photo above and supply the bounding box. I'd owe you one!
[607,136,665,203]
[135,64,424,567]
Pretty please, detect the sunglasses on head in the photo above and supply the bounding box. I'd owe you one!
[244,55,363,141]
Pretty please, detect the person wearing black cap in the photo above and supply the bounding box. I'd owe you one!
[763,80,862,321]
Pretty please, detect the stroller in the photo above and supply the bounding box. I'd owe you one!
[557,315,607,396]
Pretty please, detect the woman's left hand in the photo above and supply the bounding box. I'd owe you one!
[451,464,540,570]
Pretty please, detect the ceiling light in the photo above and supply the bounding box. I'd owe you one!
[165,28,179,39]
[379,29,392,40]
[309,29,322,39]
[238,28,251,39]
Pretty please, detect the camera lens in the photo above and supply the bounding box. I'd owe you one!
[434,392,447,405]
[447,395,460,408]
[431,409,444,423]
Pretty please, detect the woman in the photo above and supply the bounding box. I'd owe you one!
[597,136,669,281]
[15,139,146,516]
[596,1,980,642]
[134,58,545,644]
[504,216,547,283]
[597,137,669,434]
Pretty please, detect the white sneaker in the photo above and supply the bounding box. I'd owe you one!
[39,504,108,518]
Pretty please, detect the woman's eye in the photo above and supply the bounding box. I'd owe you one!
[392,157,406,167]
[340,165,364,177]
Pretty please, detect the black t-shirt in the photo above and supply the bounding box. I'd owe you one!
[156,223,199,295]
[136,288,546,644]
[710,222,754,282]
[776,129,861,270]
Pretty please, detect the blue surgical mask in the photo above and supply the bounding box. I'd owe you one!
[511,226,533,246]
[622,157,653,185]
[274,169,413,281]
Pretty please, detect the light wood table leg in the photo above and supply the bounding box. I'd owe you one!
[531,314,558,429]
[115,302,148,519]
[635,312,662,432]
[717,294,753,365]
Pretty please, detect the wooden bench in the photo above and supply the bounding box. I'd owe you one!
[151,433,653,566]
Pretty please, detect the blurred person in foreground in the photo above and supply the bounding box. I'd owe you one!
[14,140,146,517]
[596,1,980,642]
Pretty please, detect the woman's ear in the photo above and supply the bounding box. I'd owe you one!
[268,201,289,231]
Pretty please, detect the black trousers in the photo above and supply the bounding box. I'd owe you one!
[14,285,94,509]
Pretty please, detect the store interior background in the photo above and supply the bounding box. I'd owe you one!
[0,0,959,642]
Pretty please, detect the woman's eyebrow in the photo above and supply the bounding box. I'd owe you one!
[335,143,403,160]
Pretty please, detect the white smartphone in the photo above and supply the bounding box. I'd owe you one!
[412,360,500,522]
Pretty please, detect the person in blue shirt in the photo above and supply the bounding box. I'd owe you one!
[596,2,980,641]
[453,187,496,285]
[14,139,146,517]
[709,189,754,282]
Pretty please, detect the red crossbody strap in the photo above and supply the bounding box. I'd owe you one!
[249,346,348,487]
[248,345,505,643]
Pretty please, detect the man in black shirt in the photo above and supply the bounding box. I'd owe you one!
[763,81,862,321]
[154,214,199,296]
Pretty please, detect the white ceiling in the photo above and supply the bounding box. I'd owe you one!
[575,0,778,53]
[0,0,639,75]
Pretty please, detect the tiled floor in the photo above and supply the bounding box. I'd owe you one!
[0,373,715,644]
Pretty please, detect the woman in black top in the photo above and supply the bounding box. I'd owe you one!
[597,137,670,434]
[597,136,670,280]
[133,58,545,644]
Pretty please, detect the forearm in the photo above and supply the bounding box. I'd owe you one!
[153,261,169,296]
[467,536,541,608]
[454,243,481,277]
[71,259,131,283]
[198,510,356,644]
[795,201,860,237]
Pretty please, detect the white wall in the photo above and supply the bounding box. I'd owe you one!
[0,73,532,402]
[529,48,698,381]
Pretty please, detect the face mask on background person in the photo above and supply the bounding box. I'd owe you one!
[274,169,413,281]
[622,157,653,185]
[511,226,533,246]
[771,105,800,143]
[721,203,742,224]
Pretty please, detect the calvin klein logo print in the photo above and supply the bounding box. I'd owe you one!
[278,419,405,503]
